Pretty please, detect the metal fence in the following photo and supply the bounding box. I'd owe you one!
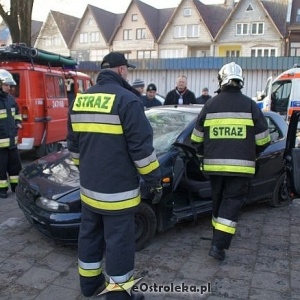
[78,57,300,99]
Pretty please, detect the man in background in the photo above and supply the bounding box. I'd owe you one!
[141,83,162,108]
[196,87,212,104]
[164,74,196,105]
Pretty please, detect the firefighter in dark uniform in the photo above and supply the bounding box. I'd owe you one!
[0,69,22,199]
[191,62,271,260]
[67,52,162,299]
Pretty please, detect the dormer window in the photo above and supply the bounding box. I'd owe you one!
[132,14,138,21]
[246,4,253,11]
[183,8,192,17]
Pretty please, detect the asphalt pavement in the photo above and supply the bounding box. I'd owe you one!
[1,188,300,299]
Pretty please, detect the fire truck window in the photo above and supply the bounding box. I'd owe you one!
[11,73,20,97]
[46,75,66,98]
[56,77,66,98]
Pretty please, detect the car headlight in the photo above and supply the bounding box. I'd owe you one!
[36,197,70,212]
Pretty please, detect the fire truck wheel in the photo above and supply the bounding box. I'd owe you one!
[35,142,61,157]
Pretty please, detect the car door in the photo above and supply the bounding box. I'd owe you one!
[284,110,300,196]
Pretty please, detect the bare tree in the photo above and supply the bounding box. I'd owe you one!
[0,0,34,46]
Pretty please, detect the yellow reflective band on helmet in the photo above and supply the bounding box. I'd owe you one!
[81,193,141,210]
[204,118,254,127]
[72,123,123,134]
[78,266,102,277]
[203,164,255,174]
[210,125,246,139]
[214,222,236,235]
[137,160,159,175]
[73,93,115,113]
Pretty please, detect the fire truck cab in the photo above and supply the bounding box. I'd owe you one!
[0,44,92,156]
[255,65,300,121]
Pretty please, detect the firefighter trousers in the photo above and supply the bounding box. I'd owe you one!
[210,175,251,250]
[78,204,136,299]
[0,147,22,193]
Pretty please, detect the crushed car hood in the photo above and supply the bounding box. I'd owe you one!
[20,149,80,199]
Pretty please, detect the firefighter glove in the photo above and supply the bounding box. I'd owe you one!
[150,184,163,204]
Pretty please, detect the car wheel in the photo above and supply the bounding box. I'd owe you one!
[135,202,157,251]
[35,142,61,157]
[269,173,293,207]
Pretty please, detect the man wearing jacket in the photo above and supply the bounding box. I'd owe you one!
[0,69,22,199]
[164,74,196,105]
[191,62,271,261]
[67,52,161,299]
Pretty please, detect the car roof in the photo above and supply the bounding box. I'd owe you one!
[145,104,203,114]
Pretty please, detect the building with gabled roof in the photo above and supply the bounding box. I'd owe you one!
[111,0,175,59]
[215,0,288,57]
[69,4,124,62]
[158,0,231,58]
[34,10,79,56]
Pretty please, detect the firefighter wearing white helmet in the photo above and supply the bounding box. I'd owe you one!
[0,69,22,198]
[191,62,271,260]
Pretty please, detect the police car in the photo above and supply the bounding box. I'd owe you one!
[16,105,292,251]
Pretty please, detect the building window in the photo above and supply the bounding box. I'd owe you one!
[91,32,100,42]
[183,8,192,17]
[297,9,300,22]
[137,50,157,59]
[160,49,184,58]
[79,33,88,43]
[132,14,138,21]
[136,28,146,40]
[291,42,300,56]
[187,24,199,37]
[251,47,276,57]
[236,23,248,35]
[226,50,240,57]
[123,29,132,40]
[90,49,109,61]
[174,25,185,38]
[251,22,264,35]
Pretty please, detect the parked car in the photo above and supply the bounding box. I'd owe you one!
[16,105,292,251]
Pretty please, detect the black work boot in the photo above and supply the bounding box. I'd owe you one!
[209,245,225,261]
[81,273,106,297]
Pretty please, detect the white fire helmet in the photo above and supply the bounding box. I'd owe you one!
[218,62,244,88]
[0,69,16,85]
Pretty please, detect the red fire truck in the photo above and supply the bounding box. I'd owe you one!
[0,44,93,156]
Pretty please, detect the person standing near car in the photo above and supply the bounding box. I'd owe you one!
[191,62,271,261]
[164,74,196,105]
[67,52,162,299]
[141,83,162,108]
[0,69,22,199]
[196,87,212,104]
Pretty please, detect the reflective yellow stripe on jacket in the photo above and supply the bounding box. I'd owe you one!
[80,186,141,211]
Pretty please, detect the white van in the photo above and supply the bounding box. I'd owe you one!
[254,65,300,121]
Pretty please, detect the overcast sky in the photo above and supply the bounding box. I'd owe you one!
[26,0,225,21]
